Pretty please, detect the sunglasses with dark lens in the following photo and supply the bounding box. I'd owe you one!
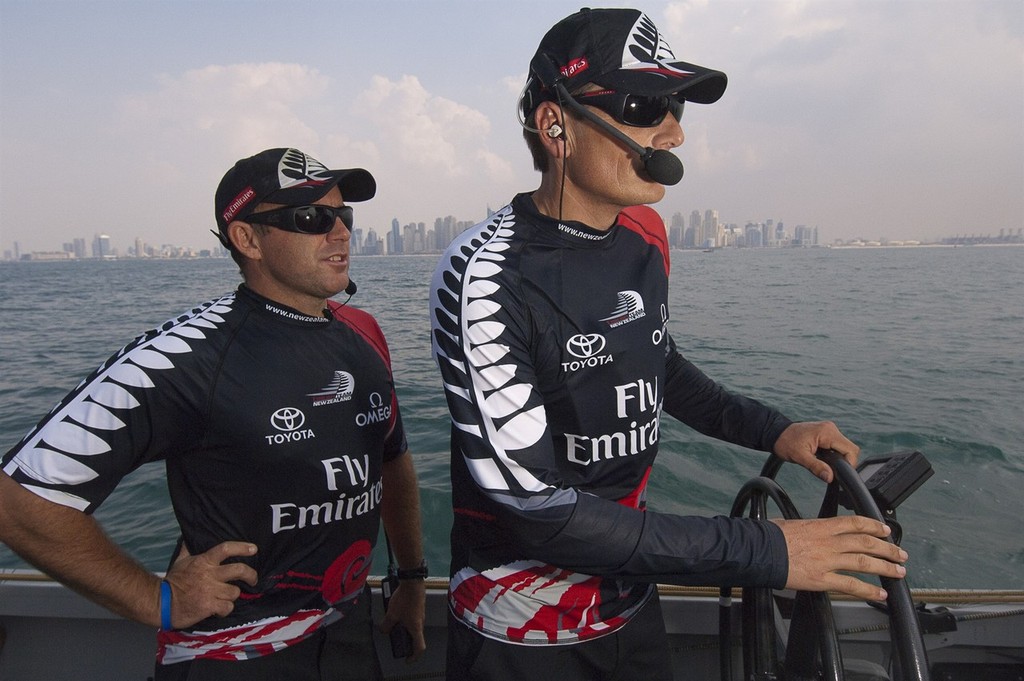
[575,90,685,128]
[246,205,354,234]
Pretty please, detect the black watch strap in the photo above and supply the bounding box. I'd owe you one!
[396,560,428,580]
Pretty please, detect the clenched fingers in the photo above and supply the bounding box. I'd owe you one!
[772,422,860,483]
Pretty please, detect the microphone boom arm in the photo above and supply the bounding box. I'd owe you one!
[550,82,684,186]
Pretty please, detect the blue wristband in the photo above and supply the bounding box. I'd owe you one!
[159,579,172,631]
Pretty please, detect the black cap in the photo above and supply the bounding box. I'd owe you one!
[523,8,727,116]
[214,148,376,241]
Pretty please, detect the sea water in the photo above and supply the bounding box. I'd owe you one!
[1,246,1021,588]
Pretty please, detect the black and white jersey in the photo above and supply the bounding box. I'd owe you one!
[430,194,792,645]
[2,285,407,663]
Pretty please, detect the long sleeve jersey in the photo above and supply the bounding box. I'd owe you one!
[429,194,792,645]
[2,285,407,663]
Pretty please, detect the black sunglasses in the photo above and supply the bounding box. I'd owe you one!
[575,90,684,128]
[246,205,354,234]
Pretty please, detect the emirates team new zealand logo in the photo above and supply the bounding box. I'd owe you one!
[307,370,356,407]
[278,148,334,189]
[624,13,695,79]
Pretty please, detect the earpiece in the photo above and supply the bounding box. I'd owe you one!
[546,124,564,139]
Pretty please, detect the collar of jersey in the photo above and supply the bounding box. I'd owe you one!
[516,193,616,247]
[237,285,332,325]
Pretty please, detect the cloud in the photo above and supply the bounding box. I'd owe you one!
[356,74,524,193]
[28,64,521,249]
[657,0,1023,240]
[118,62,331,161]
[347,74,519,224]
[354,75,494,174]
[2,1,1018,252]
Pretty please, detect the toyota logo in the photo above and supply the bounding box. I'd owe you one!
[566,334,607,359]
[271,407,306,432]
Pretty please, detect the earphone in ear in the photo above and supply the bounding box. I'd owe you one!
[547,123,564,139]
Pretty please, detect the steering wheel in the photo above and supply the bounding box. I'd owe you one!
[717,450,931,681]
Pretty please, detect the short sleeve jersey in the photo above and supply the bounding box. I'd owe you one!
[429,194,791,646]
[2,285,408,663]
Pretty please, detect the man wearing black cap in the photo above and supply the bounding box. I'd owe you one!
[429,9,908,680]
[0,148,426,679]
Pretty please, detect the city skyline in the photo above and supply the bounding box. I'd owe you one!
[7,203,1020,262]
[0,206,837,260]
[1,1,1021,255]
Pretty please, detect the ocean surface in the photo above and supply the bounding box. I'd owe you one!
[1,246,1021,589]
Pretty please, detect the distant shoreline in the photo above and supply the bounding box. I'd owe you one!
[3,241,1022,264]
[806,242,1022,250]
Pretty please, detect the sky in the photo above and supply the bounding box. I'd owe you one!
[1,0,1021,254]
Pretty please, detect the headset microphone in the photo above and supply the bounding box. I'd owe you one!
[553,82,684,186]
[525,54,684,187]
[344,279,357,296]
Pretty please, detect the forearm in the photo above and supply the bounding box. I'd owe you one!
[379,451,427,657]
[619,510,788,588]
[0,472,161,626]
[380,451,424,570]
[509,491,787,589]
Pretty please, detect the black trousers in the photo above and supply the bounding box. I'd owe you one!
[446,590,674,681]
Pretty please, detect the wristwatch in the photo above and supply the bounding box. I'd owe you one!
[396,560,428,580]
